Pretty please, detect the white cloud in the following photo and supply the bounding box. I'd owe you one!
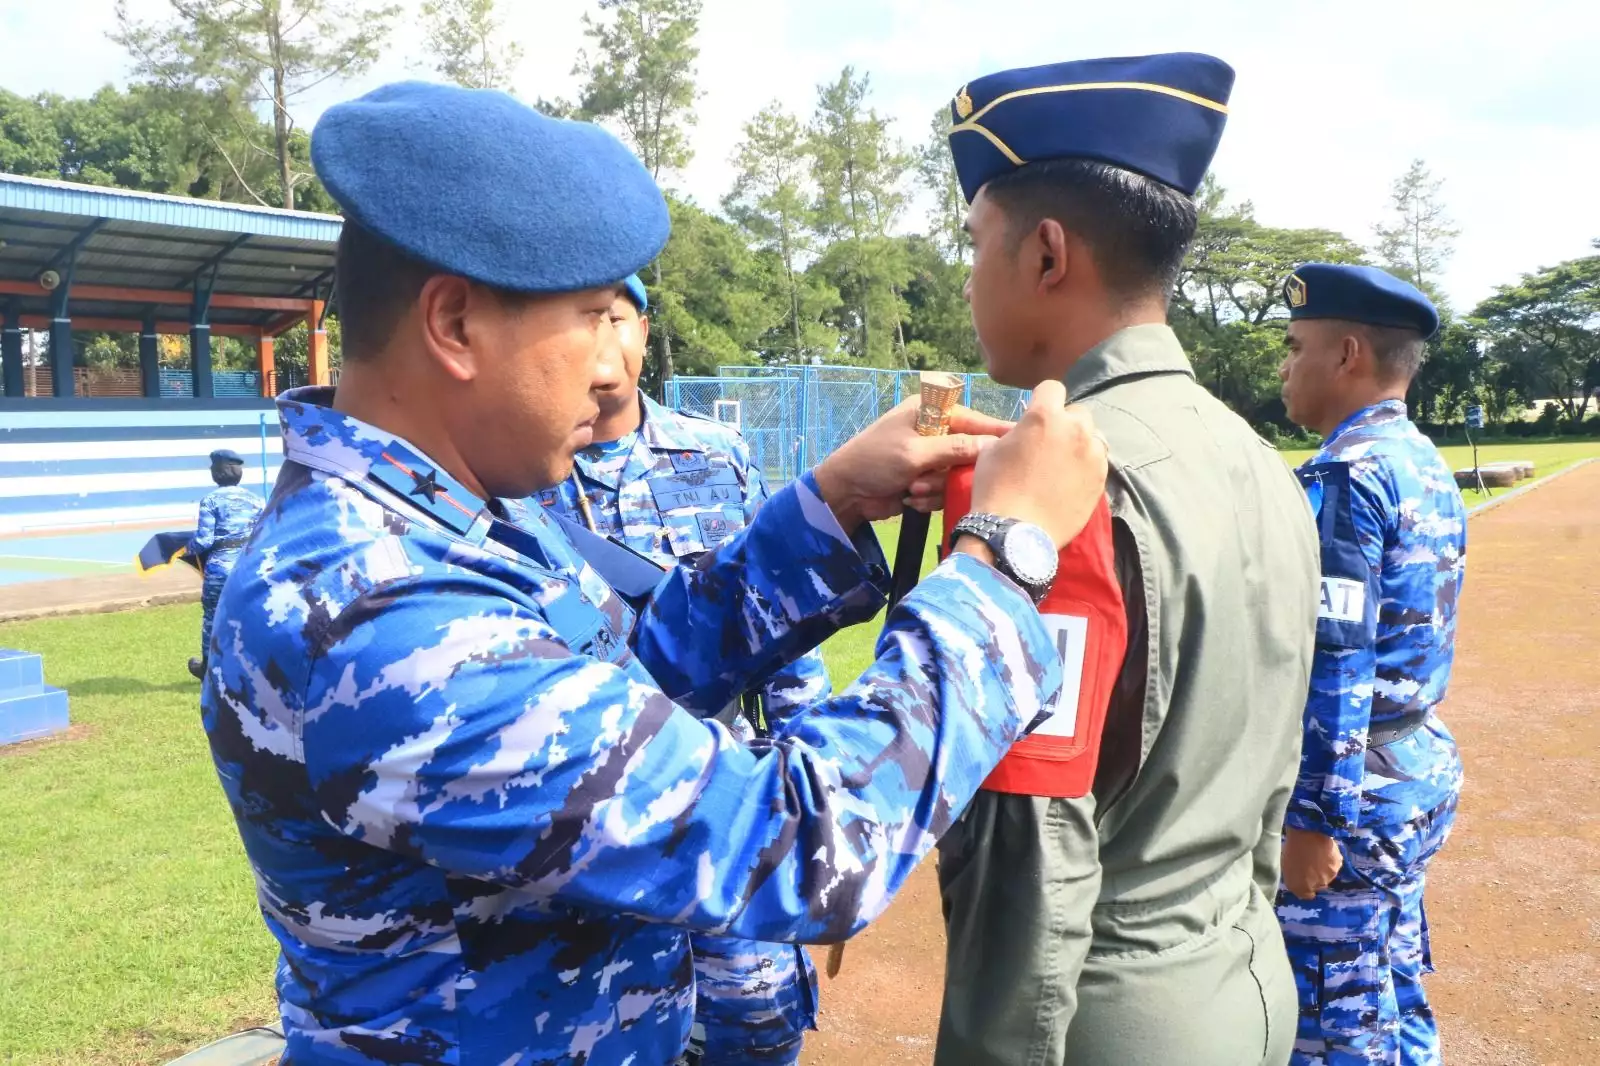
[5,0,1598,310]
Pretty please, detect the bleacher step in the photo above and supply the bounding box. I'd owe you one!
[0,649,70,747]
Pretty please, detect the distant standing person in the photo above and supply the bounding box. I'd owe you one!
[186,449,263,680]
[1275,262,1467,1066]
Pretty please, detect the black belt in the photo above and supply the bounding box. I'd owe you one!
[211,536,249,553]
[1368,710,1429,747]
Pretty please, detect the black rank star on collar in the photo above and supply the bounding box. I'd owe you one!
[409,467,442,503]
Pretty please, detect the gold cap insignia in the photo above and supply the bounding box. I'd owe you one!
[1285,274,1308,309]
[954,85,973,120]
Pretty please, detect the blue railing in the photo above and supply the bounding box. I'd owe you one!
[666,366,1027,485]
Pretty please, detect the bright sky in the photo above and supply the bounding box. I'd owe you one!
[5,0,1598,312]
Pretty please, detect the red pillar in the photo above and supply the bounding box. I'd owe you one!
[308,300,329,387]
[257,332,275,397]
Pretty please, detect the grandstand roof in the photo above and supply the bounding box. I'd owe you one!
[0,173,341,333]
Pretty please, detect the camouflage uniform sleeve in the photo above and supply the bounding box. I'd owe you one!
[300,556,1061,944]
[734,439,833,729]
[188,494,219,557]
[631,472,880,715]
[1285,464,1388,837]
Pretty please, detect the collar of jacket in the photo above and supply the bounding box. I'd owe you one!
[638,392,708,454]
[574,391,708,490]
[1064,323,1195,402]
[1321,399,1409,453]
[278,385,492,539]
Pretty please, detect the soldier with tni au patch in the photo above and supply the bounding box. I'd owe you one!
[197,80,1111,1065]
[535,273,831,1065]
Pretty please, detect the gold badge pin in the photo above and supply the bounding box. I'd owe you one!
[954,85,973,120]
[1285,274,1308,309]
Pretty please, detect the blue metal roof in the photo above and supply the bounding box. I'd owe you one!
[0,174,342,242]
[0,172,342,330]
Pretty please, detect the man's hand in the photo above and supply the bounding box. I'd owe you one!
[964,380,1110,551]
[812,399,1013,531]
[1281,826,1344,901]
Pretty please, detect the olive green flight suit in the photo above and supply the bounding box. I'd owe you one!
[936,324,1321,1066]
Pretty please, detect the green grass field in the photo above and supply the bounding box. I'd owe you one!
[0,605,278,1065]
[1280,439,1600,509]
[0,437,1595,1065]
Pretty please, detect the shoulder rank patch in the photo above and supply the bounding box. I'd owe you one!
[1298,461,1377,649]
[368,448,483,536]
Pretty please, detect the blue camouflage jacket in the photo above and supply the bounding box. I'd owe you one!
[538,394,831,731]
[187,485,263,568]
[202,386,1061,1065]
[1288,400,1467,836]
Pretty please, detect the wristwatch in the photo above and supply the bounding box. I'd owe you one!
[950,513,1057,603]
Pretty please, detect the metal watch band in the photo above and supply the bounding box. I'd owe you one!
[950,513,1049,603]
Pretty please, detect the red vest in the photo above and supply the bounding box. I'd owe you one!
[942,467,1129,799]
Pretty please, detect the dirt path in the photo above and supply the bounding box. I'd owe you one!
[804,461,1600,1066]
[0,568,197,624]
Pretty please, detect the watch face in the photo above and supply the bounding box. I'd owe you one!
[1001,523,1057,586]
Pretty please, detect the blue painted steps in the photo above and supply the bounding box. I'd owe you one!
[0,648,69,747]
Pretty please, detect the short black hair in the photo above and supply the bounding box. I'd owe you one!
[982,158,1198,303]
[334,221,437,362]
[211,461,243,487]
[1357,323,1427,384]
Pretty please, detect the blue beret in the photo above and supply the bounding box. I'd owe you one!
[1285,264,1439,340]
[312,82,670,294]
[210,449,243,465]
[621,274,648,312]
[947,53,1234,203]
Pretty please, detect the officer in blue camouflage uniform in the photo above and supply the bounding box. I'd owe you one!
[1275,263,1468,1066]
[200,81,1110,1065]
[537,274,827,1064]
[185,448,263,680]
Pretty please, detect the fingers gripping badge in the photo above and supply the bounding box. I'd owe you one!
[942,465,1128,799]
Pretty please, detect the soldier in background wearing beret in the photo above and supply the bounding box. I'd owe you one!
[1276,263,1467,1066]
[536,274,830,1065]
[197,81,1110,1065]
[185,447,262,680]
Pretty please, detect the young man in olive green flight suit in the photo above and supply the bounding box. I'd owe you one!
[935,53,1322,1066]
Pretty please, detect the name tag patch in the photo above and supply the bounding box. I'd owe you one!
[647,467,739,512]
[1319,577,1365,623]
[1031,614,1088,739]
[695,509,741,546]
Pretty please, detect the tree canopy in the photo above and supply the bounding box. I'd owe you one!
[1,1,1593,432]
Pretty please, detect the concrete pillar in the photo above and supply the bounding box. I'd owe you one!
[139,317,160,398]
[1,304,22,398]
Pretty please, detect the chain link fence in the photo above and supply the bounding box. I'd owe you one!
[665,366,1028,486]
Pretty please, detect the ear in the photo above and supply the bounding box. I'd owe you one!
[639,314,651,347]
[417,275,482,383]
[1335,331,1365,378]
[1034,218,1072,294]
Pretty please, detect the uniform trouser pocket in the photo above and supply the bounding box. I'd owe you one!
[1279,877,1397,1064]
[688,936,815,1062]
